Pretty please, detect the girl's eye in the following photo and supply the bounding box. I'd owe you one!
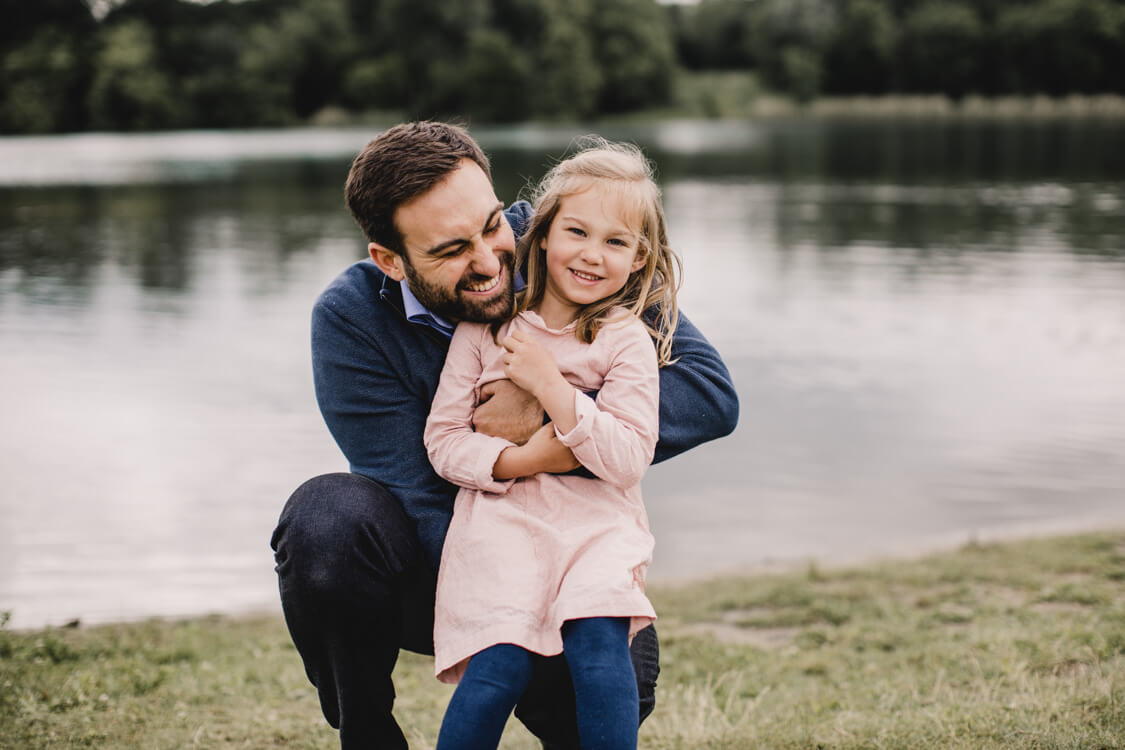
[567,227,586,237]
[607,238,627,247]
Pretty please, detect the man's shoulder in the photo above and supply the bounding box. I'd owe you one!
[314,258,400,324]
[505,201,533,240]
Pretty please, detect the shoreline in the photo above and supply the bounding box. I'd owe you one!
[654,511,1125,586]
[7,515,1125,634]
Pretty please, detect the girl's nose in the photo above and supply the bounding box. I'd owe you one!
[579,243,602,264]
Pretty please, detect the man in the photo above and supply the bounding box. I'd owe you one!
[271,121,738,749]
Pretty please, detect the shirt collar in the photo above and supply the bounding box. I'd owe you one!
[400,280,455,338]
[397,269,527,340]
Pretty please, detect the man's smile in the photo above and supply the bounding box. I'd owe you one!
[463,266,504,294]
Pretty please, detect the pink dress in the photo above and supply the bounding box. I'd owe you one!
[424,309,659,684]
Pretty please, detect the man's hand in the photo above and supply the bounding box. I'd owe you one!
[473,379,543,445]
[493,424,580,479]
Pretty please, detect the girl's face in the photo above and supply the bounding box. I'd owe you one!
[538,185,646,324]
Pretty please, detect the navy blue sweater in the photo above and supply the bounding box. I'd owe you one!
[312,204,739,571]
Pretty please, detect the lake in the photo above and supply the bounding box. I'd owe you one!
[2,119,1123,629]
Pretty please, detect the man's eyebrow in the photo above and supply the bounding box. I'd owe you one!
[423,203,504,256]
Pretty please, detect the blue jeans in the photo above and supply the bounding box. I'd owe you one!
[437,617,638,750]
[271,473,660,749]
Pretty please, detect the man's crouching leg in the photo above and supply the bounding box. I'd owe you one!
[513,624,660,749]
[271,473,435,750]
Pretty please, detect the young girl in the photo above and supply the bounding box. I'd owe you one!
[423,139,681,750]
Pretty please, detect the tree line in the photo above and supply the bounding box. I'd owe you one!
[2,0,1123,134]
[673,0,1125,102]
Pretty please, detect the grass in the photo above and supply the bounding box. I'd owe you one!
[616,69,1125,122]
[312,71,1125,130]
[3,531,1124,748]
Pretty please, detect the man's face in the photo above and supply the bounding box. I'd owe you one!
[387,160,516,323]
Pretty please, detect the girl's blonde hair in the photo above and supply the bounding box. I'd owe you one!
[514,138,681,366]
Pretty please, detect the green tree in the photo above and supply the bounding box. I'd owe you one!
[898,1,984,97]
[0,0,96,133]
[0,29,91,133]
[529,0,602,118]
[749,0,837,100]
[823,0,898,94]
[89,19,181,130]
[460,28,534,122]
[996,0,1125,95]
[178,22,262,128]
[675,0,758,70]
[240,0,356,121]
[591,0,677,112]
[343,55,411,112]
[373,0,491,117]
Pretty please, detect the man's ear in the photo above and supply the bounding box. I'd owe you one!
[369,242,406,281]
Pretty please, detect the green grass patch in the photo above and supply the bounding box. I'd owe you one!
[3,531,1124,748]
[626,71,1125,122]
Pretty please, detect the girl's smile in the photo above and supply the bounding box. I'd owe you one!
[568,268,603,283]
[537,185,646,327]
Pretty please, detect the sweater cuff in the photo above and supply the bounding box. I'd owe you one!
[555,391,597,447]
[474,435,517,494]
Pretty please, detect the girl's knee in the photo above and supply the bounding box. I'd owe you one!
[461,645,535,704]
[562,617,630,654]
[562,617,634,685]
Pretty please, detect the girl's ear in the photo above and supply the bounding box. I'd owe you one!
[630,249,647,273]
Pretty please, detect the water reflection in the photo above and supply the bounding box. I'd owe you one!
[2,119,1124,628]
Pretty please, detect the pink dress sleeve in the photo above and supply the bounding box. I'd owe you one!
[554,317,660,490]
[424,323,516,494]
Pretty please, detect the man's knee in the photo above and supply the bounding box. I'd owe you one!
[630,625,659,724]
[271,473,419,597]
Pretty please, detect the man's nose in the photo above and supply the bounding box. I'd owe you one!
[469,236,501,277]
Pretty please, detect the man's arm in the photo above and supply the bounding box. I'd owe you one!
[311,285,455,571]
[423,323,524,494]
[472,379,543,445]
[487,201,738,461]
[473,310,738,463]
[653,311,739,463]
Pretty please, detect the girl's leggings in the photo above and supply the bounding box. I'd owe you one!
[435,616,638,750]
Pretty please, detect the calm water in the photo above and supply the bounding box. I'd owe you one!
[2,120,1124,628]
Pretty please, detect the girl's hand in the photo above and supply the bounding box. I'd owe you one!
[492,423,580,478]
[501,331,565,398]
[523,423,581,473]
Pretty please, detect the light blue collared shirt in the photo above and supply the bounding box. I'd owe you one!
[400,280,456,339]
[399,271,527,341]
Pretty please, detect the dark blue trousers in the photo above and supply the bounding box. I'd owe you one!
[437,618,638,750]
[271,473,659,749]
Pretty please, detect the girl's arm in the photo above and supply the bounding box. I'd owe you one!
[502,320,659,490]
[423,324,519,494]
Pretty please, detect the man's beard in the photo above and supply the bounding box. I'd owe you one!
[402,250,516,324]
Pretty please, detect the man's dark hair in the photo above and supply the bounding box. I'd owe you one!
[344,121,491,255]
